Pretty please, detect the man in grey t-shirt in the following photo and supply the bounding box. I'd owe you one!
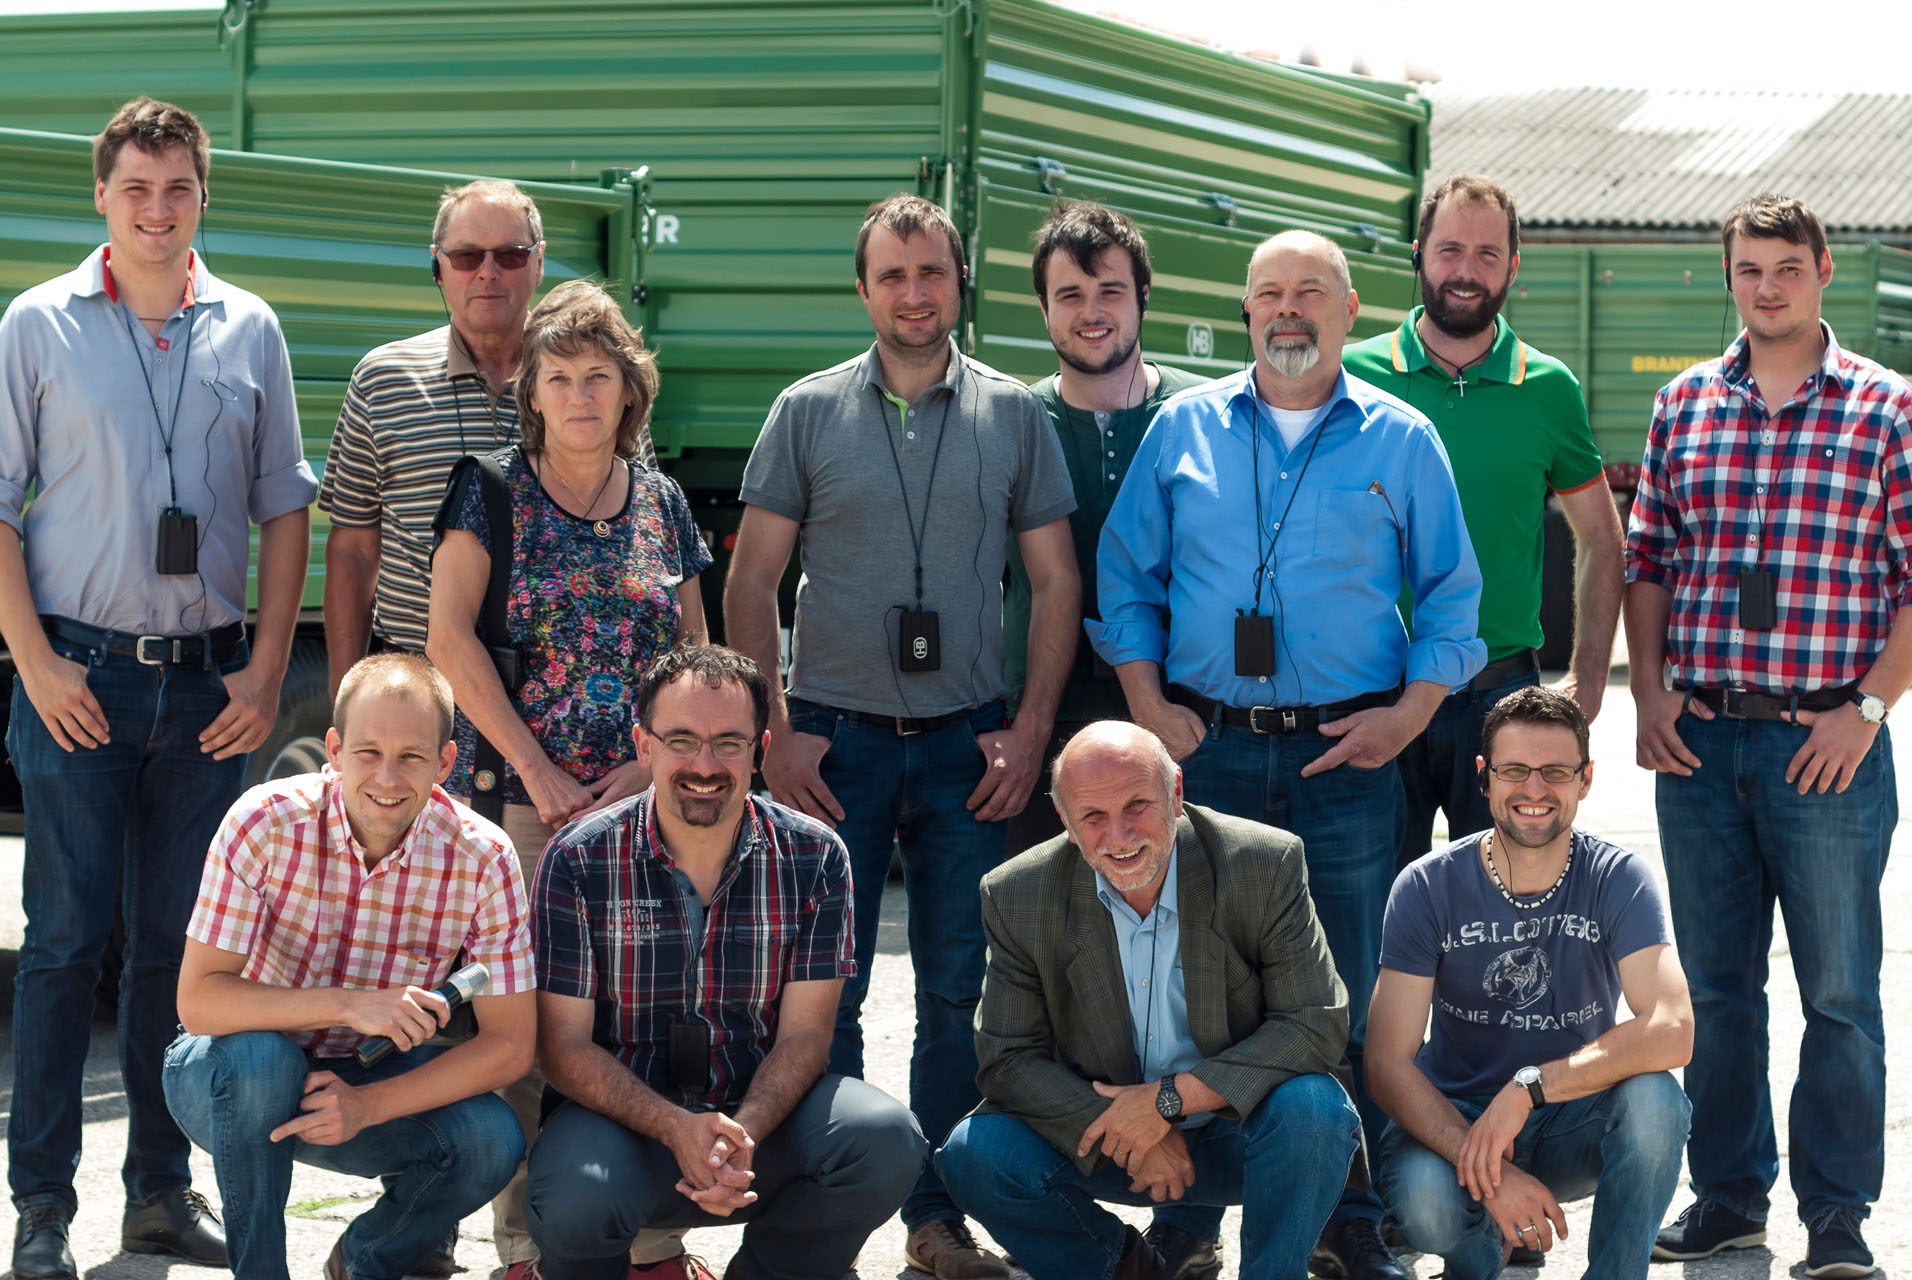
[1365,686,1692,1280]
[724,193,1079,1278]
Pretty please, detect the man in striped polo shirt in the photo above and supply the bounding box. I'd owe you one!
[319,181,655,695]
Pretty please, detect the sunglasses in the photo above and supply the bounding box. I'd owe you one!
[437,244,537,271]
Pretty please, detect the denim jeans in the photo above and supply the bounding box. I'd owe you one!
[785,695,1007,1231]
[1395,670,1538,871]
[1376,1073,1689,1280]
[1656,713,1893,1222]
[1177,719,1397,1224]
[6,638,248,1214]
[163,1031,524,1280]
[526,1077,926,1280]
[937,1074,1358,1280]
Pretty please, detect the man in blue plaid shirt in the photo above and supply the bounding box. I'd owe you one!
[525,645,927,1280]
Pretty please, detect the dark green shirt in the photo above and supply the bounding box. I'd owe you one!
[1004,363,1213,721]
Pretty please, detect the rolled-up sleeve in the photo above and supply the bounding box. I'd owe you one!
[1624,387,1680,590]
[1400,428,1486,689]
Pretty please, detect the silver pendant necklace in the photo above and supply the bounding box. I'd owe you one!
[1483,831,1573,909]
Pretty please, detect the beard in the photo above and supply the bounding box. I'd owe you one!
[1259,318,1321,378]
[667,773,734,827]
[1421,274,1510,340]
[1055,327,1141,376]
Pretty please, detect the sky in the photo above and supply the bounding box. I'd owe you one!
[1,0,1906,96]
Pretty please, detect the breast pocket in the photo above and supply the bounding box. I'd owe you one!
[1310,487,1397,569]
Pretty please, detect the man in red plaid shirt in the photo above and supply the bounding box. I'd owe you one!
[1624,193,1912,1280]
[525,645,926,1280]
[162,652,537,1280]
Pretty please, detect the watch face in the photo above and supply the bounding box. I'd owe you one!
[1861,695,1887,723]
[1156,1081,1181,1119]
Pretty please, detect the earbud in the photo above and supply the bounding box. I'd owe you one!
[200,187,208,211]
[1477,767,1491,796]
[1411,247,1423,274]
[1240,303,1251,328]
[432,254,442,283]
[1139,289,1149,318]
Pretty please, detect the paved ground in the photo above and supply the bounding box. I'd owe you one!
[0,673,1907,1278]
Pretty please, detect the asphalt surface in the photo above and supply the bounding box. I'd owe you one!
[0,673,1907,1279]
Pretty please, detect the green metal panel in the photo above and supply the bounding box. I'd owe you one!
[1504,242,1912,472]
[969,1,1426,379]
[0,127,647,610]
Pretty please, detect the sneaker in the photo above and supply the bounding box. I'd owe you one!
[1652,1199,1767,1261]
[501,1261,544,1280]
[1310,1217,1411,1280]
[1143,1222,1222,1280]
[11,1205,77,1280]
[904,1218,1012,1279]
[412,1230,457,1279]
[1804,1206,1875,1279]
[630,1255,718,1280]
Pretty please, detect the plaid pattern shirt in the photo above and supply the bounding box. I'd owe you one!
[1626,324,1912,693]
[187,768,535,1058]
[533,790,855,1111]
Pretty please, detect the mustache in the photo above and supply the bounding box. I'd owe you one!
[1260,316,1319,347]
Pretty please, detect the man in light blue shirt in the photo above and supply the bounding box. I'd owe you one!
[1089,229,1483,1280]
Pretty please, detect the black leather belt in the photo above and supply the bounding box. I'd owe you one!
[1682,684,1854,722]
[42,615,244,669]
[1465,649,1539,694]
[840,702,992,737]
[1168,685,1397,735]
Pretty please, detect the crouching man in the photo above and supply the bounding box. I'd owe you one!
[163,653,535,1279]
[525,645,926,1280]
[938,721,1360,1280]
[1366,686,1692,1280]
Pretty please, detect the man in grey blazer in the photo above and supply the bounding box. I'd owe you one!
[937,722,1361,1280]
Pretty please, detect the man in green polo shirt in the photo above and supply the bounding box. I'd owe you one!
[1000,201,1219,1280]
[1343,174,1623,873]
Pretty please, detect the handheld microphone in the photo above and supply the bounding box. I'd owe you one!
[354,961,491,1067]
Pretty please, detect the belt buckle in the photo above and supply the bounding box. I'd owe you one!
[1722,689,1748,719]
[135,635,178,666]
[1247,706,1298,734]
[895,717,924,737]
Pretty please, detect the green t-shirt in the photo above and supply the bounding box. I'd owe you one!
[1343,310,1601,661]
[1003,363,1213,722]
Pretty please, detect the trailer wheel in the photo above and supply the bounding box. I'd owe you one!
[244,640,331,787]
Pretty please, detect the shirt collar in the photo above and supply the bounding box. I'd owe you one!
[859,339,965,401]
[1389,307,1527,385]
[1095,852,1180,925]
[92,245,215,311]
[1720,319,1850,395]
[1224,364,1353,427]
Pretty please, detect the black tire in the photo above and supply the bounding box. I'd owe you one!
[243,639,331,788]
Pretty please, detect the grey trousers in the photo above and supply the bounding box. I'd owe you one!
[525,1074,927,1280]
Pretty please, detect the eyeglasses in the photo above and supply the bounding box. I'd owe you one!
[651,732,756,761]
[1485,762,1586,784]
[436,244,538,272]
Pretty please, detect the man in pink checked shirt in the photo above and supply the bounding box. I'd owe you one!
[162,653,536,1280]
[1624,192,1912,1280]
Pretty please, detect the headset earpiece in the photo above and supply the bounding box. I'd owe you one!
[1411,247,1423,274]
[1477,766,1491,795]
[1240,303,1251,328]
[200,186,208,211]
[1139,287,1148,318]
[432,254,442,283]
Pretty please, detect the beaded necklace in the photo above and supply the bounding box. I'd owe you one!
[1482,830,1573,910]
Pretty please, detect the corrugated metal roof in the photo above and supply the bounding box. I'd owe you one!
[1425,85,1912,232]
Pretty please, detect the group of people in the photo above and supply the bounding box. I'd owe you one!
[0,92,1903,1280]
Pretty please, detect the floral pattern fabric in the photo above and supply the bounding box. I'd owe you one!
[444,445,711,806]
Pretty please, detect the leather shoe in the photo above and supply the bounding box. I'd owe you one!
[122,1187,227,1265]
[12,1205,76,1280]
[1143,1222,1221,1280]
[1114,1224,1169,1280]
[1311,1217,1411,1280]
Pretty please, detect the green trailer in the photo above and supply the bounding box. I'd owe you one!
[0,0,1432,788]
[1501,240,1912,664]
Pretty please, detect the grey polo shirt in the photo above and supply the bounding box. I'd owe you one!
[740,342,1075,718]
[0,246,317,635]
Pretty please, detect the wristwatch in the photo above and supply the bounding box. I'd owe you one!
[1155,1074,1184,1121]
[1852,689,1888,724]
[1513,1065,1546,1109]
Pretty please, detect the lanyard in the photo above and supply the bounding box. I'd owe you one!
[121,304,197,509]
[878,383,955,607]
[1247,391,1328,612]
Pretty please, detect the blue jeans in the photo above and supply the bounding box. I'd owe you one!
[1376,1074,1689,1280]
[163,1031,523,1280]
[1396,670,1537,871]
[938,1074,1358,1280]
[527,1077,926,1280]
[6,638,248,1214]
[786,695,1007,1231]
[1655,713,1893,1222]
[1178,719,1397,1222]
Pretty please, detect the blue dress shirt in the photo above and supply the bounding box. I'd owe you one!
[1094,857,1205,1107]
[1088,368,1484,708]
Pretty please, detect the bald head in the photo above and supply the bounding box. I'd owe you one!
[1052,721,1183,910]
[1053,721,1176,807]
[1247,230,1351,298]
